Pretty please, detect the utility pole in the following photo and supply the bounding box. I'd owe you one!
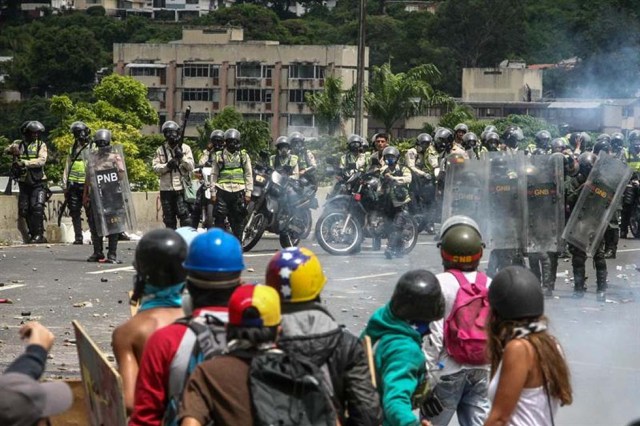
[354,0,366,135]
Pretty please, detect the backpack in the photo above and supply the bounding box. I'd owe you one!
[163,314,227,426]
[443,269,489,365]
[248,349,337,426]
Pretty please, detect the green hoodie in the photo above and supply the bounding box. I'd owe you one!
[361,304,425,426]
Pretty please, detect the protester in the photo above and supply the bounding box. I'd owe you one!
[0,322,73,426]
[112,228,189,413]
[265,246,383,425]
[423,216,491,426]
[485,266,572,426]
[129,228,244,426]
[362,269,445,426]
[179,284,282,426]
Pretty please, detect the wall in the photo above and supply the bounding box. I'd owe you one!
[462,68,543,102]
[0,192,164,243]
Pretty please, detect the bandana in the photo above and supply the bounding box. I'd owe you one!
[512,320,547,339]
[138,283,185,312]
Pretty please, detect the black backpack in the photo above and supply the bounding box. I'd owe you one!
[248,349,337,426]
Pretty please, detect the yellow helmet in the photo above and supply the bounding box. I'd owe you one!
[228,284,281,327]
[265,247,327,303]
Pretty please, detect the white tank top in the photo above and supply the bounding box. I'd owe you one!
[488,362,559,426]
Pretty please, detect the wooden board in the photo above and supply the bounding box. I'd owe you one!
[128,290,139,317]
[363,335,377,388]
[72,320,127,426]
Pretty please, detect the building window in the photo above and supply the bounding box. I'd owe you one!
[289,63,324,79]
[182,88,219,102]
[147,88,166,102]
[288,114,314,127]
[186,0,198,4]
[237,62,262,79]
[236,89,265,102]
[129,67,162,77]
[289,89,315,103]
[188,113,209,126]
[184,64,218,78]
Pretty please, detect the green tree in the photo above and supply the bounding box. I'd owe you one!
[365,63,452,136]
[438,104,474,130]
[305,76,355,136]
[93,74,158,126]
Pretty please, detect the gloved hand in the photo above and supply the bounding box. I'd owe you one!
[420,393,444,418]
[204,161,212,167]
[167,158,180,171]
[174,147,184,160]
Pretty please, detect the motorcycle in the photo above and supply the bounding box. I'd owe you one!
[625,177,640,238]
[315,170,418,256]
[407,173,437,234]
[242,163,318,251]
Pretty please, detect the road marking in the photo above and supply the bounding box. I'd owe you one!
[87,266,135,274]
[0,284,26,292]
[417,242,438,246]
[617,248,640,253]
[335,272,397,282]
[244,253,277,258]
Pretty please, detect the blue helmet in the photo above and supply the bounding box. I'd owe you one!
[183,228,245,274]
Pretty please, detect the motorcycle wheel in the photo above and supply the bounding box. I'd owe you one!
[298,209,313,240]
[279,232,300,249]
[315,211,363,255]
[203,203,214,229]
[399,212,419,255]
[242,210,267,252]
[631,208,640,238]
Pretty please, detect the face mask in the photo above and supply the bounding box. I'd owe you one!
[410,320,431,336]
[385,156,397,166]
[278,147,290,157]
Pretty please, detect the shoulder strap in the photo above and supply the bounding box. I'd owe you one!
[448,269,487,291]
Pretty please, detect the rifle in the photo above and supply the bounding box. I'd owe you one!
[3,153,20,196]
[180,105,191,143]
[57,141,90,226]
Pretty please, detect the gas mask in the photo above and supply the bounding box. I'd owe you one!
[385,155,397,167]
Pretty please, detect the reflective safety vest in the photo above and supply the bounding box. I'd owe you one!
[68,145,86,184]
[216,149,248,184]
[270,154,298,175]
[627,153,640,173]
[18,141,45,182]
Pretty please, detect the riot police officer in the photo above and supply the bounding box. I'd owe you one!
[152,120,195,229]
[339,134,367,173]
[621,131,640,239]
[500,125,524,153]
[453,123,468,146]
[289,132,317,187]
[406,133,438,234]
[483,131,500,152]
[211,128,253,240]
[3,121,49,243]
[462,131,485,159]
[379,146,412,259]
[199,129,225,167]
[594,137,623,258]
[610,132,627,162]
[270,136,299,179]
[62,121,91,244]
[566,152,607,300]
[533,130,552,155]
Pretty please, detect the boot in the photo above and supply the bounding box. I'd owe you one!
[572,266,586,298]
[372,237,381,251]
[72,218,83,244]
[87,236,105,262]
[29,215,47,244]
[603,249,616,259]
[596,268,607,302]
[29,235,48,244]
[100,234,120,264]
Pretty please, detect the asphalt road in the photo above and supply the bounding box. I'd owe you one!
[1,232,639,425]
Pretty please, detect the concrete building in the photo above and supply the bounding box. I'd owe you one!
[113,27,366,138]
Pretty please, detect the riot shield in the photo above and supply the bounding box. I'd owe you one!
[562,153,631,256]
[85,145,136,237]
[486,151,527,250]
[525,154,565,253]
[441,154,490,239]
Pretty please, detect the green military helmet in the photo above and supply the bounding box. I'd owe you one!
[438,215,485,271]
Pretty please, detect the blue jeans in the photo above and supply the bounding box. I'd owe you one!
[426,368,490,426]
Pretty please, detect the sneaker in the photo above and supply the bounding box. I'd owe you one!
[29,235,48,244]
[100,254,121,264]
[596,291,606,302]
[73,239,83,245]
[87,253,105,262]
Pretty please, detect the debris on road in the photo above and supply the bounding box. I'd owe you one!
[73,301,93,308]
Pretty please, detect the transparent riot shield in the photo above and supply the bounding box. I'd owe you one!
[486,151,527,250]
[441,154,490,239]
[84,145,137,237]
[525,154,565,253]
[562,153,631,256]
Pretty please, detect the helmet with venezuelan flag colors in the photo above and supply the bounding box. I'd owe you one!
[265,247,327,303]
[228,284,281,327]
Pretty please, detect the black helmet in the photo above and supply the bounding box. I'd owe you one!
[502,125,523,148]
[70,121,90,141]
[20,121,31,135]
[580,132,592,151]
[289,132,304,150]
[596,133,611,144]
[534,130,551,149]
[94,129,112,148]
[209,129,225,151]
[577,152,597,178]
[390,269,445,323]
[558,123,570,135]
[416,133,433,152]
[488,266,543,320]
[25,120,45,134]
[454,123,469,135]
[382,146,400,166]
[162,121,180,143]
[593,139,611,155]
[550,138,567,153]
[134,228,188,288]
[225,128,241,152]
[434,127,454,153]
[628,130,640,144]
[462,132,479,150]
[610,132,624,151]
[438,216,484,271]
[484,131,500,151]
[347,134,364,153]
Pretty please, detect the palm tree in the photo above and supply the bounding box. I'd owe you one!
[305,76,355,137]
[365,63,453,137]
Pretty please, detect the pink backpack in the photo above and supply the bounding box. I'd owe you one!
[443,269,489,365]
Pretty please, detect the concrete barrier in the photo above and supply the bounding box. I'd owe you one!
[0,192,164,243]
